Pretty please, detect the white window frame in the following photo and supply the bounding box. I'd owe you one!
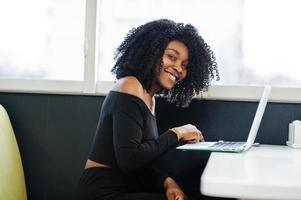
[1,0,301,104]
[200,85,301,103]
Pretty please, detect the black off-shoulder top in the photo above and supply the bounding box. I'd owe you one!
[88,91,178,189]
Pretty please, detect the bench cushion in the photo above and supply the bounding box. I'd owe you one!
[0,104,27,200]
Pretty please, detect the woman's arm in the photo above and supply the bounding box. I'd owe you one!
[113,104,178,173]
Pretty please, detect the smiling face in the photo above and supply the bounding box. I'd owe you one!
[153,40,189,92]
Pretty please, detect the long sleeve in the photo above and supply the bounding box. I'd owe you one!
[112,99,178,174]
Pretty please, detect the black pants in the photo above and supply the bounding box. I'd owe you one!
[76,167,167,200]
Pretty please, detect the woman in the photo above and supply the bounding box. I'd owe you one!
[77,19,219,200]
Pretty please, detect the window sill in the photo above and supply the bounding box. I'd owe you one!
[1,80,301,103]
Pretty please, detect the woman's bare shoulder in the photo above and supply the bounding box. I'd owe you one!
[112,76,144,98]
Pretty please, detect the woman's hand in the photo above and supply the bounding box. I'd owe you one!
[170,124,204,143]
[164,177,186,200]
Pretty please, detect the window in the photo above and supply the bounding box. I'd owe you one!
[97,0,241,82]
[241,0,301,86]
[97,0,301,87]
[0,0,86,81]
[1,0,301,102]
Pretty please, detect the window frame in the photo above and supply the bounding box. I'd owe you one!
[0,0,98,95]
[1,0,301,104]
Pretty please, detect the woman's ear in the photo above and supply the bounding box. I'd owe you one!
[159,61,163,70]
[156,59,163,73]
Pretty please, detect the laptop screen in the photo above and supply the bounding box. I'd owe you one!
[245,86,271,150]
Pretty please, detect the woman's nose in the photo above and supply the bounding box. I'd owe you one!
[174,61,183,73]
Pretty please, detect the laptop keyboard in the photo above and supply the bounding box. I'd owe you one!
[210,141,245,149]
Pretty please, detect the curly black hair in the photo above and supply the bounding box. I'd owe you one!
[111,19,219,107]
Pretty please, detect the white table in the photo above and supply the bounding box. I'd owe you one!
[200,145,301,200]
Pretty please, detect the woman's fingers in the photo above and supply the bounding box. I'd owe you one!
[172,124,206,142]
[186,131,205,143]
[175,195,183,200]
[193,131,204,142]
[199,131,205,142]
[175,193,185,200]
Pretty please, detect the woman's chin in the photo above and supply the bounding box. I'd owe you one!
[156,79,176,91]
[161,84,175,90]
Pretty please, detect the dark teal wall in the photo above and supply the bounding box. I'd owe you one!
[0,92,103,200]
[156,98,296,145]
[0,92,300,200]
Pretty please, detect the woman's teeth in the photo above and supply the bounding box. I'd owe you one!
[167,72,176,81]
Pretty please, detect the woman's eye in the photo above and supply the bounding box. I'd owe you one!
[168,55,177,61]
[182,63,188,69]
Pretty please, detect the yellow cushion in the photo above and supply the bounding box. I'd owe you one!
[0,104,27,200]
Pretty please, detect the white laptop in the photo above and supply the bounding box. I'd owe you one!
[176,86,271,153]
